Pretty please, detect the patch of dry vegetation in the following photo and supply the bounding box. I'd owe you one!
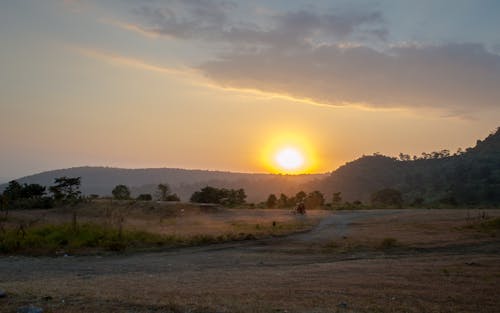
[0,201,319,255]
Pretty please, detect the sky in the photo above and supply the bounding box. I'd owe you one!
[1,0,500,180]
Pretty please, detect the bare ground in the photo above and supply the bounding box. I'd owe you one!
[1,209,499,313]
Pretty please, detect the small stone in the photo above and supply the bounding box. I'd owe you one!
[17,306,44,313]
[0,290,6,298]
[337,302,348,309]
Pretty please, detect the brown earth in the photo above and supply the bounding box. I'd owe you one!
[1,208,499,313]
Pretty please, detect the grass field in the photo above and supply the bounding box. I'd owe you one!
[0,206,499,313]
[0,200,322,255]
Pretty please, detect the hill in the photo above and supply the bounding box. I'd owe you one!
[315,127,500,206]
[0,167,327,203]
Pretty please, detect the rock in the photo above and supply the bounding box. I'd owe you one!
[337,302,348,309]
[17,306,44,313]
[0,290,6,298]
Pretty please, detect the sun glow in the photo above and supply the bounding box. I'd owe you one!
[275,148,304,170]
[260,131,318,174]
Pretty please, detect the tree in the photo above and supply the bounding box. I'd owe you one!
[21,184,46,199]
[332,192,342,206]
[112,184,131,200]
[157,183,171,201]
[49,177,81,202]
[190,186,245,206]
[295,191,307,203]
[137,194,152,201]
[165,193,180,201]
[190,186,220,203]
[371,188,403,208]
[157,183,180,202]
[3,181,23,201]
[266,194,277,208]
[304,191,325,210]
[278,193,289,208]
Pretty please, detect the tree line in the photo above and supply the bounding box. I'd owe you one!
[1,176,406,212]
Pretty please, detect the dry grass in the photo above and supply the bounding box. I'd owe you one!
[0,201,321,255]
[1,208,499,313]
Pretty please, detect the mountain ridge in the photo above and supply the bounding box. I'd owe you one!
[0,166,328,202]
[315,127,500,205]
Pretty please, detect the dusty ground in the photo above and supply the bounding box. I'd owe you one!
[1,208,499,313]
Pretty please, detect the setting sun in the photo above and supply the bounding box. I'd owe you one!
[275,148,304,170]
[259,131,319,174]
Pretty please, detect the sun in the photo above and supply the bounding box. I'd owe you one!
[275,147,305,170]
[259,131,319,174]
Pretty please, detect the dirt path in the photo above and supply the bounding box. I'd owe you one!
[1,209,499,313]
[292,209,400,242]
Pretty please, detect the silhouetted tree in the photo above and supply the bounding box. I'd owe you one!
[190,186,220,203]
[295,191,307,203]
[50,177,81,202]
[165,193,181,201]
[137,194,153,201]
[112,184,131,200]
[190,186,245,206]
[304,191,325,210]
[157,183,171,201]
[332,192,342,206]
[21,184,46,199]
[278,193,289,208]
[3,181,23,201]
[266,194,277,208]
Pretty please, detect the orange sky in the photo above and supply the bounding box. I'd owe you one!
[1,1,499,180]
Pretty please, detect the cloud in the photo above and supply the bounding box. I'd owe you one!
[130,0,234,40]
[129,1,386,46]
[74,47,193,77]
[199,43,500,113]
[120,1,499,114]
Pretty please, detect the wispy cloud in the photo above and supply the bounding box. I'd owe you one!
[74,47,193,77]
[129,0,386,46]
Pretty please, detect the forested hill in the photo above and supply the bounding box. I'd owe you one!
[315,128,500,206]
[0,167,326,203]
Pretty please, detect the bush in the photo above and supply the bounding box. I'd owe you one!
[137,194,153,201]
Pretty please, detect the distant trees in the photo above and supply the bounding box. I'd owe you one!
[156,183,180,201]
[331,192,342,207]
[3,181,24,201]
[266,194,277,208]
[49,176,82,202]
[278,193,289,208]
[264,190,325,210]
[190,186,246,206]
[304,190,325,210]
[112,185,131,200]
[398,149,458,161]
[2,180,49,211]
[295,191,307,203]
[371,188,403,208]
[136,194,153,201]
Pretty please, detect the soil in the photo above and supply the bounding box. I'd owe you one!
[1,209,499,313]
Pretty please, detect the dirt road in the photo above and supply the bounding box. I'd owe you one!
[1,209,499,313]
